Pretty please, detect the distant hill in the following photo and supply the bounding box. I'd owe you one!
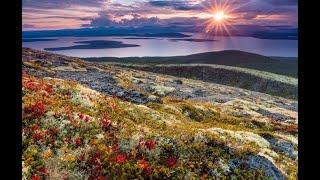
[22,27,191,38]
[22,26,297,40]
[85,50,298,77]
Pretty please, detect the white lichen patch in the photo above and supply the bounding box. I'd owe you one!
[260,148,279,160]
[52,66,87,72]
[208,128,270,148]
[150,85,176,96]
[131,77,145,84]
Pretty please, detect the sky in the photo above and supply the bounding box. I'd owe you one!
[22,0,298,31]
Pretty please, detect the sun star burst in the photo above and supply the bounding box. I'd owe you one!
[202,0,238,36]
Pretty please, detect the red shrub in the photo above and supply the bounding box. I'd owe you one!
[112,144,119,152]
[145,140,156,150]
[24,102,46,119]
[25,82,38,91]
[97,176,104,180]
[101,115,111,129]
[38,167,49,176]
[44,84,53,94]
[167,156,176,168]
[116,154,127,164]
[30,124,39,131]
[75,137,82,147]
[49,127,58,136]
[64,137,71,144]
[32,132,43,141]
[79,154,85,161]
[90,152,102,165]
[85,116,91,122]
[137,159,149,170]
[23,77,54,96]
[79,113,84,119]
[31,175,41,180]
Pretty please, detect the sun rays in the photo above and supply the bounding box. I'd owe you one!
[198,0,250,37]
[202,0,236,36]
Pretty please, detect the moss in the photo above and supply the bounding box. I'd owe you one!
[181,104,207,121]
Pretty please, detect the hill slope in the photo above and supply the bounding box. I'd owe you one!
[22,48,297,179]
[85,50,298,77]
[114,63,297,100]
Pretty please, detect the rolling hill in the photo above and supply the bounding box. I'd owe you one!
[85,50,298,77]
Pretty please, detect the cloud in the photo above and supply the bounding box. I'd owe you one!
[148,0,254,11]
[149,1,171,7]
[87,12,211,30]
[81,24,91,27]
[231,0,297,20]
[22,24,36,28]
[22,0,107,9]
[22,0,297,30]
[148,0,297,15]
[90,12,116,27]
[121,17,161,26]
[88,11,162,27]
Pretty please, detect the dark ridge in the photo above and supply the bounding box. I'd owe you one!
[85,50,298,77]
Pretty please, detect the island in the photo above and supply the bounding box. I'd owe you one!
[44,40,140,51]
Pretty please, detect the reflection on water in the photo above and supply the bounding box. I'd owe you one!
[22,33,298,57]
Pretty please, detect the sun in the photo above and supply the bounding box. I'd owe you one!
[213,11,227,22]
[201,0,240,36]
[204,8,232,34]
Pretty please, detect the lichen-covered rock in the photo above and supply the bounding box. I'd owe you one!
[264,136,298,160]
[229,155,285,180]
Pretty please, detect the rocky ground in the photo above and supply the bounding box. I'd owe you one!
[22,48,298,179]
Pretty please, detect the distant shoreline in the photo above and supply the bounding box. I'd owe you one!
[44,40,140,51]
[22,27,298,40]
[22,38,58,42]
